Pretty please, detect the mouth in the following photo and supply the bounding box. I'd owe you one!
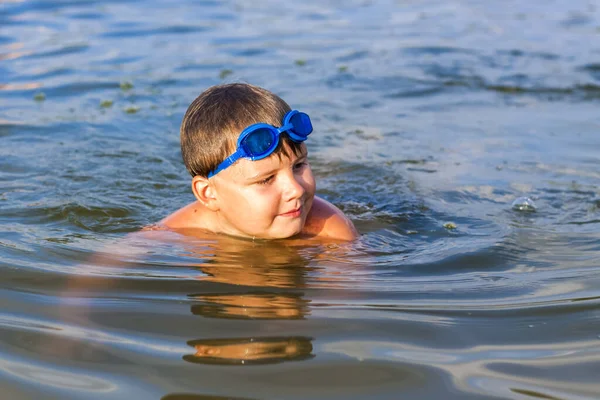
[279,206,302,218]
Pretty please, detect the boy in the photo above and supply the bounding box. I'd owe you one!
[159,83,358,241]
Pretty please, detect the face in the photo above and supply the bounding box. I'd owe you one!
[210,143,316,239]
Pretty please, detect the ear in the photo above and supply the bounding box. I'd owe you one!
[191,175,220,211]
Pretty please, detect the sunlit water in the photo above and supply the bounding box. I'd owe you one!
[2,0,600,399]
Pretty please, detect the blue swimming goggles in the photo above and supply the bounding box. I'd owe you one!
[208,110,313,178]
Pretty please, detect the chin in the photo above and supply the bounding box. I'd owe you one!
[271,222,305,239]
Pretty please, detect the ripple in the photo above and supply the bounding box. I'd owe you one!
[100,25,210,39]
[1,358,116,391]
[25,43,89,60]
[484,83,600,100]
[67,11,107,20]
[25,80,121,98]
[496,49,561,61]
[0,311,186,354]
[403,46,477,56]
[580,63,600,81]
[255,358,433,395]
[3,201,135,232]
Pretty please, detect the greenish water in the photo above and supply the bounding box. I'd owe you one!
[2,1,600,399]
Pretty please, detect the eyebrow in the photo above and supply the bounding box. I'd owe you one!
[246,150,308,181]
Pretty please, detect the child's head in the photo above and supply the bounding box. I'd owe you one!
[181,83,304,178]
[180,83,316,240]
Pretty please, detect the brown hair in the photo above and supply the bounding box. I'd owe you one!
[180,83,305,177]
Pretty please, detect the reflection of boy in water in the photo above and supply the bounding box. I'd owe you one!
[188,236,314,319]
[156,83,357,241]
[185,238,315,364]
[184,337,314,366]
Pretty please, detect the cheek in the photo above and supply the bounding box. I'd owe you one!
[240,187,280,217]
[302,168,316,194]
[221,187,259,218]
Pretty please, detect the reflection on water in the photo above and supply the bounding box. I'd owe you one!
[2,0,600,398]
[184,337,314,366]
[185,239,315,366]
[191,292,310,320]
[179,232,316,288]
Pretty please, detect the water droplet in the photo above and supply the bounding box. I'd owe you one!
[512,197,537,212]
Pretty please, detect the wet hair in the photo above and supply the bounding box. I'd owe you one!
[180,83,305,177]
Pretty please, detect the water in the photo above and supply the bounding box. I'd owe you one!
[2,0,600,398]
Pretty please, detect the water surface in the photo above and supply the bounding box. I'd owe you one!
[2,0,600,399]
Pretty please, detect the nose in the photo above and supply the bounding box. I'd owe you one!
[281,171,305,201]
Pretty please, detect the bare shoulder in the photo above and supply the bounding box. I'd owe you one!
[158,201,206,229]
[303,196,358,241]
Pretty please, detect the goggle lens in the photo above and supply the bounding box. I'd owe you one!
[289,112,313,137]
[241,127,275,156]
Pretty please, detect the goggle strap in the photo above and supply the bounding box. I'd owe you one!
[284,110,312,142]
[208,148,245,178]
[277,122,293,134]
[278,120,307,142]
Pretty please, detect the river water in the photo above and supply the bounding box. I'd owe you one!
[2,0,600,399]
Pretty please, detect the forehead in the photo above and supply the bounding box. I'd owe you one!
[225,143,307,181]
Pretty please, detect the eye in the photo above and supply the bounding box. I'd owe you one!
[257,175,274,185]
[293,161,308,171]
